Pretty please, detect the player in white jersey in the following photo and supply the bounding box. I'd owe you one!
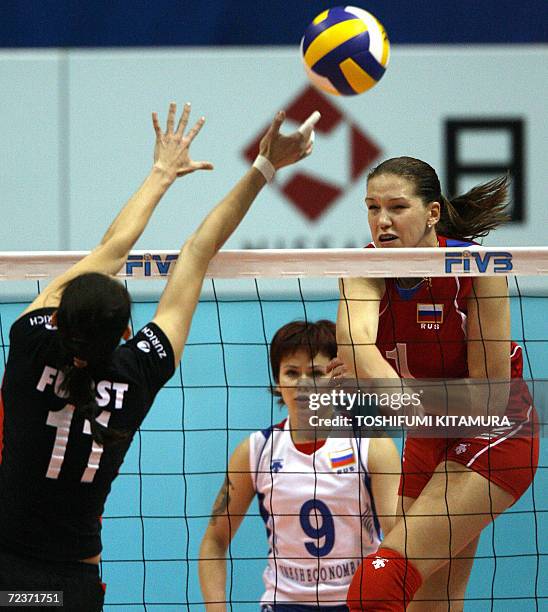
[199,320,400,611]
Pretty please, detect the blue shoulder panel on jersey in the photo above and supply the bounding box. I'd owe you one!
[259,419,285,441]
[395,283,424,301]
[446,238,476,247]
[259,426,273,441]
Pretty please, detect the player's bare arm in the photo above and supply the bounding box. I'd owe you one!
[199,439,255,612]
[22,102,212,316]
[337,276,400,378]
[153,110,320,365]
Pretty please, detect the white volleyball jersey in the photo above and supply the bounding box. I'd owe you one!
[249,419,381,606]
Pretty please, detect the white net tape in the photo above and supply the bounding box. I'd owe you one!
[1,247,547,281]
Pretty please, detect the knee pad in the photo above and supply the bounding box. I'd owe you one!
[347,547,423,611]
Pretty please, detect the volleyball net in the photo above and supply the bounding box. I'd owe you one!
[0,247,546,611]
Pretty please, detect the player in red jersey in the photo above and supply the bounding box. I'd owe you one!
[0,103,317,610]
[334,157,538,611]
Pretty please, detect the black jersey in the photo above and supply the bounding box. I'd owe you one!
[0,308,175,561]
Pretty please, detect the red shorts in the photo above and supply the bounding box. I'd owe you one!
[398,408,539,503]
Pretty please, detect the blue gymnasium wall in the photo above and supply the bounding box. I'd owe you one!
[0,293,546,610]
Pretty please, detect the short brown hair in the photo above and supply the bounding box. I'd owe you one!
[270,320,337,402]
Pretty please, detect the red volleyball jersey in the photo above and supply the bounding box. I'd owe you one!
[371,236,473,379]
[367,236,532,423]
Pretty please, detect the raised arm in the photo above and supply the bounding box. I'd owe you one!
[337,276,399,378]
[199,439,255,612]
[152,110,319,365]
[22,102,212,315]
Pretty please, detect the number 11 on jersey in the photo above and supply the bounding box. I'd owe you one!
[46,405,111,483]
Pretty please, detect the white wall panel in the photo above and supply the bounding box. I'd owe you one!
[0,51,63,250]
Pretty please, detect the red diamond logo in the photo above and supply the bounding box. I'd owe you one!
[242,85,382,222]
[281,173,343,222]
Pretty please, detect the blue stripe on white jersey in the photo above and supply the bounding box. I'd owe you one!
[356,436,382,542]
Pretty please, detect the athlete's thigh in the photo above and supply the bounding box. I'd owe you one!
[384,461,514,578]
[407,536,479,612]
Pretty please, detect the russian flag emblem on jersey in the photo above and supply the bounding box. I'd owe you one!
[329,448,355,469]
[417,303,444,324]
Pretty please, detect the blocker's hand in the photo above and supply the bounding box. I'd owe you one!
[152,102,214,178]
[259,110,320,170]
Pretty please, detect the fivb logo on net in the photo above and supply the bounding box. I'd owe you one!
[125,253,178,277]
[444,251,513,274]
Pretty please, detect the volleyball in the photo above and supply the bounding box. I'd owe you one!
[300,6,390,96]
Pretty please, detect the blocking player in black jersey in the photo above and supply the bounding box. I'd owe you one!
[0,102,318,610]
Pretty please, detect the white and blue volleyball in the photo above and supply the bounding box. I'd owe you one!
[301,6,390,96]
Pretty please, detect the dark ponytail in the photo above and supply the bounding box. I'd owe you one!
[368,157,511,241]
[58,365,125,445]
[437,176,510,241]
[56,273,131,446]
